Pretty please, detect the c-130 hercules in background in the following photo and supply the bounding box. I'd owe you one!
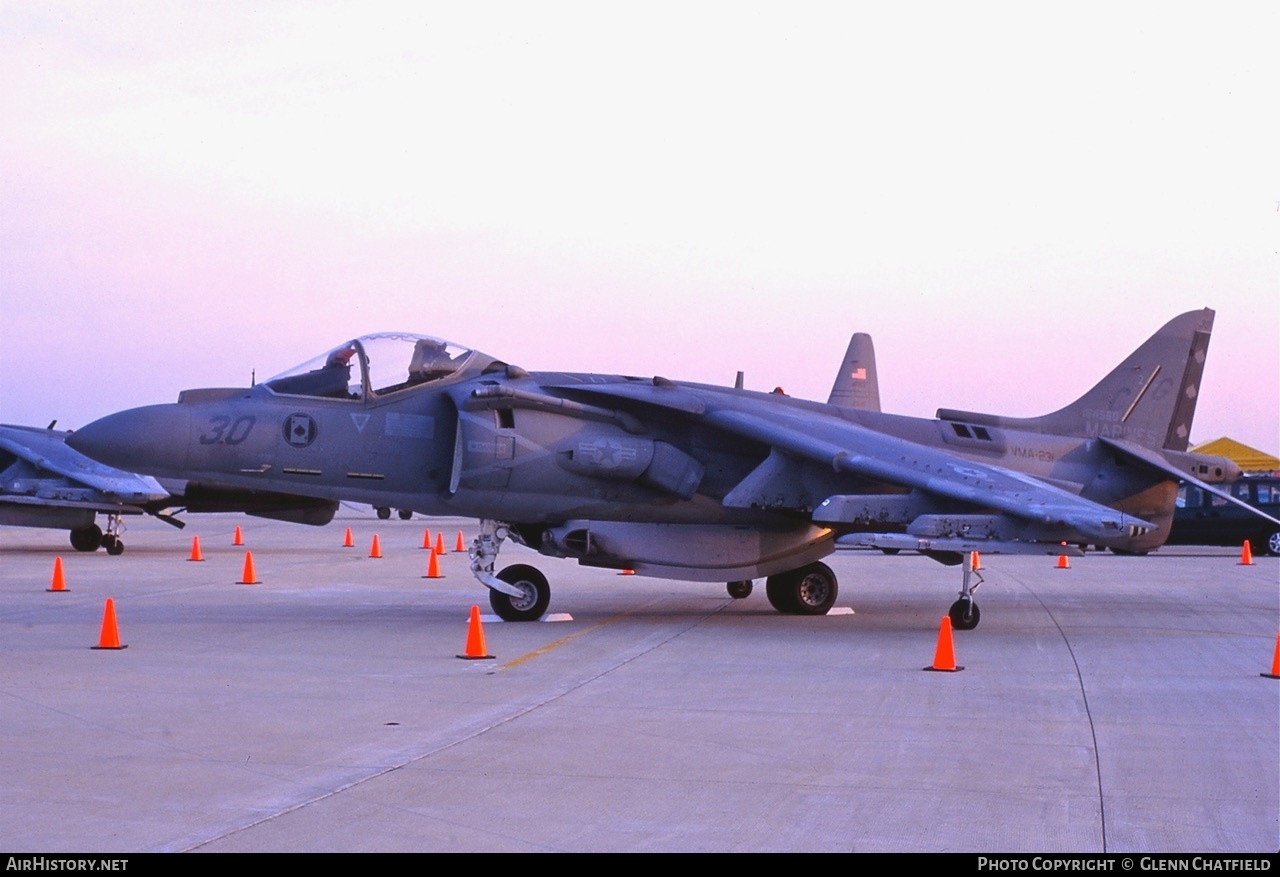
[68,308,1270,629]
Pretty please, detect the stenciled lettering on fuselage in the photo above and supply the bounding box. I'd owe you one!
[385,413,433,439]
[1082,408,1159,447]
[1011,446,1055,464]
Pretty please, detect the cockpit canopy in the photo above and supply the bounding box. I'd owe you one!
[263,333,482,400]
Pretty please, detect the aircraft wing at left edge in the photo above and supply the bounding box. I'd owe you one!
[0,424,169,505]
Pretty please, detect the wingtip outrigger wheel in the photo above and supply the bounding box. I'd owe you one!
[948,598,980,630]
[949,553,983,630]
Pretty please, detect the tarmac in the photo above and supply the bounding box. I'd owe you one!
[2,510,1277,853]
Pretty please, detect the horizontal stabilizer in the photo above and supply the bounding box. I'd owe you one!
[1100,437,1280,528]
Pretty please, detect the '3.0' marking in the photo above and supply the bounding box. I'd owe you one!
[200,415,256,445]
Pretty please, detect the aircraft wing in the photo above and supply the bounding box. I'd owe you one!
[0,424,170,506]
[552,383,1152,546]
[704,408,1152,542]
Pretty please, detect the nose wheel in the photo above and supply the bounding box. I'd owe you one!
[471,520,552,622]
[488,564,551,622]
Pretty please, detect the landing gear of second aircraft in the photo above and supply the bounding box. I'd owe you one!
[69,514,126,555]
[70,524,103,552]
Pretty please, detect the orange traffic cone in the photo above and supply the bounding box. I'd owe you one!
[342,527,354,548]
[1239,540,1254,566]
[435,532,446,555]
[924,616,963,672]
[370,534,383,558]
[1263,629,1280,679]
[457,605,494,660]
[421,528,433,550]
[423,547,443,579]
[47,556,68,592]
[188,536,204,562]
[970,550,982,571]
[1055,554,1071,569]
[618,568,635,576]
[455,530,466,552]
[233,525,243,546]
[92,598,126,650]
[239,551,260,585]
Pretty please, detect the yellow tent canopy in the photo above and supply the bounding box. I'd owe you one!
[1190,437,1280,474]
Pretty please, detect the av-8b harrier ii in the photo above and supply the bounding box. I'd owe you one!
[0,423,342,554]
[0,423,170,554]
[68,309,1261,628]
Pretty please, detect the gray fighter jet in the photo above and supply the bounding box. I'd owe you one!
[67,308,1259,627]
[0,423,341,554]
[0,423,170,553]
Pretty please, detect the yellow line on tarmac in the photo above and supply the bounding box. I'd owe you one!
[499,613,631,670]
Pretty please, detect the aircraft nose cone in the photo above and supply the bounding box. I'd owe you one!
[68,405,191,475]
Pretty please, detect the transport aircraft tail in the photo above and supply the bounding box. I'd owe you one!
[827,332,881,412]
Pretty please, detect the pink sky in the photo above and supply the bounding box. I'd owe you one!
[3,3,1277,453]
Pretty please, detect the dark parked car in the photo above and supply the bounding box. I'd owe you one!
[1167,474,1280,555]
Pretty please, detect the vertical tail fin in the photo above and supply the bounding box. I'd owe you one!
[828,333,882,412]
[937,309,1215,451]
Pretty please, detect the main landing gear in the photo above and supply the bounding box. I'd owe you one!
[466,522,846,622]
[764,561,838,615]
[69,514,126,555]
[730,564,839,614]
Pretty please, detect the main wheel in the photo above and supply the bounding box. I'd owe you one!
[397,509,413,520]
[376,506,391,520]
[766,563,838,615]
[489,564,551,622]
[791,562,838,615]
[765,574,798,613]
[727,580,753,599]
[70,525,103,553]
[949,598,980,630]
